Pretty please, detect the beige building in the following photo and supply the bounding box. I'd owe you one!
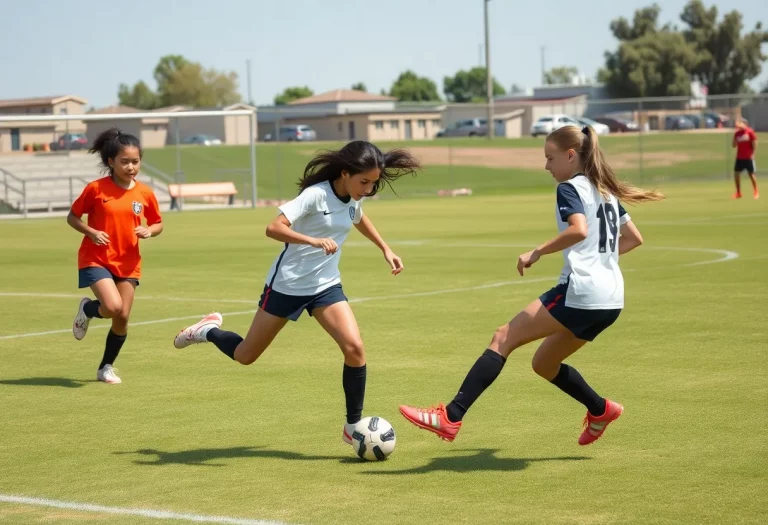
[258,89,443,141]
[85,104,257,148]
[164,103,256,145]
[85,106,170,149]
[0,95,87,153]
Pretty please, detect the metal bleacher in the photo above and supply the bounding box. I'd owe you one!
[0,152,172,217]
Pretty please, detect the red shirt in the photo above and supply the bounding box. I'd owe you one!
[71,177,162,278]
[734,127,757,160]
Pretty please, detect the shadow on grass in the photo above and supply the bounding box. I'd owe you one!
[116,446,351,467]
[0,377,95,388]
[361,448,591,474]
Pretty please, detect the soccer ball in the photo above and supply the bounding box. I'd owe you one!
[351,416,396,461]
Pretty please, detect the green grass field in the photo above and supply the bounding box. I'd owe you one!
[142,132,768,201]
[1,180,766,524]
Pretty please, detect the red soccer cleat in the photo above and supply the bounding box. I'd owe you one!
[754,189,760,200]
[399,403,462,442]
[733,192,743,199]
[579,399,624,446]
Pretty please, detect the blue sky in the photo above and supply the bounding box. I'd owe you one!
[0,0,765,107]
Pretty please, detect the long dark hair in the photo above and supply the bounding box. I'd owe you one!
[88,128,142,175]
[298,140,420,196]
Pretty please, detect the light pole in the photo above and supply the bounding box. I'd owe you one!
[484,0,494,139]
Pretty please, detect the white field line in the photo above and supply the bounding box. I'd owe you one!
[0,278,552,341]
[0,494,291,525]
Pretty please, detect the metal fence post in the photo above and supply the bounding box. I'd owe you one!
[22,180,27,218]
[69,177,73,205]
[638,98,644,184]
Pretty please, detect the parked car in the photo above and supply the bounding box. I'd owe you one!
[576,117,611,135]
[437,119,488,138]
[593,117,639,133]
[702,112,730,127]
[685,114,717,129]
[278,125,317,142]
[50,133,88,151]
[664,115,696,131]
[181,134,222,146]
[530,114,580,137]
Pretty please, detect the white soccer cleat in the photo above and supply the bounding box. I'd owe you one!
[174,312,223,349]
[97,365,121,384]
[342,422,356,445]
[73,297,91,341]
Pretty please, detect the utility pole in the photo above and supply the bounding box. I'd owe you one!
[484,0,494,140]
[246,59,254,105]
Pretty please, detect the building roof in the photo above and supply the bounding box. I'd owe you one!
[288,89,396,105]
[88,105,143,114]
[0,95,88,108]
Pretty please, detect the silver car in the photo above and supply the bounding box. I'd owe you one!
[437,119,488,138]
[279,125,317,142]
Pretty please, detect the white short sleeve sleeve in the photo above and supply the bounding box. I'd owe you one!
[618,202,631,225]
[353,202,363,225]
[278,189,319,224]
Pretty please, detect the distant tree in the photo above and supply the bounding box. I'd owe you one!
[681,0,768,94]
[274,86,314,105]
[388,70,441,102]
[509,83,526,94]
[351,82,367,92]
[117,54,241,109]
[543,66,579,85]
[118,81,160,110]
[443,67,505,103]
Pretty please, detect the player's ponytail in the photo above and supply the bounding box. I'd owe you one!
[89,128,142,175]
[548,125,664,204]
[298,140,420,197]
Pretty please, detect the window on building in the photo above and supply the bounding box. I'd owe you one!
[418,120,426,128]
[390,120,399,129]
[374,120,384,130]
[432,119,441,126]
[338,122,343,132]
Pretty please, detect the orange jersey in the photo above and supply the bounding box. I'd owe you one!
[71,177,162,278]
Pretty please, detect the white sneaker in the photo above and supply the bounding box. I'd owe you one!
[97,365,121,384]
[73,297,91,341]
[174,312,223,349]
[342,422,356,445]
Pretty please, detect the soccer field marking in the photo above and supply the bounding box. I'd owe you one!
[0,292,259,304]
[0,494,290,525]
[0,278,553,341]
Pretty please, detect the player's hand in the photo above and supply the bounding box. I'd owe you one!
[517,249,541,276]
[384,249,404,275]
[134,226,152,239]
[311,237,338,255]
[89,230,110,245]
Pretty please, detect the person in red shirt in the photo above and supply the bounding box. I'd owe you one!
[732,118,759,199]
[67,128,163,384]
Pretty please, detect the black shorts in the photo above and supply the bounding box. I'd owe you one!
[78,266,139,288]
[735,159,756,173]
[258,283,347,321]
[539,282,621,342]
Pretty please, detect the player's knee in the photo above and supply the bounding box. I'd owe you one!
[531,354,552,378]
[491,324,510,347]
[101,300,123,318]
[341,339,365,362]
[235,342,267,366]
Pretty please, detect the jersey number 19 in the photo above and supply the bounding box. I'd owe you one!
[596,203,618,253]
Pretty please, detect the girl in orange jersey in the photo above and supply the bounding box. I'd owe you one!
[67,128,163,384]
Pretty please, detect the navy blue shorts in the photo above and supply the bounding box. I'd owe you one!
[258,283,347,321]
[79,267,139,289]
[734,159,756,173]
[539,282,621,341]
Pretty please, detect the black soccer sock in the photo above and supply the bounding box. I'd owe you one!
[446,349,506,423]
[550,363,606,416]
[206,328,242,360]
[99,330,126,370]
[343,364,366,424]
[83,299,103,319]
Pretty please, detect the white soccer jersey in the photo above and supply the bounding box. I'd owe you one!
[555,174,631,309]
[265,181,363,296]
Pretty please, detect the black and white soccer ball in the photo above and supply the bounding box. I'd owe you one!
[351,416,396,461]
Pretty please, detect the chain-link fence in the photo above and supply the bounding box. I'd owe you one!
[1,94,765,216]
